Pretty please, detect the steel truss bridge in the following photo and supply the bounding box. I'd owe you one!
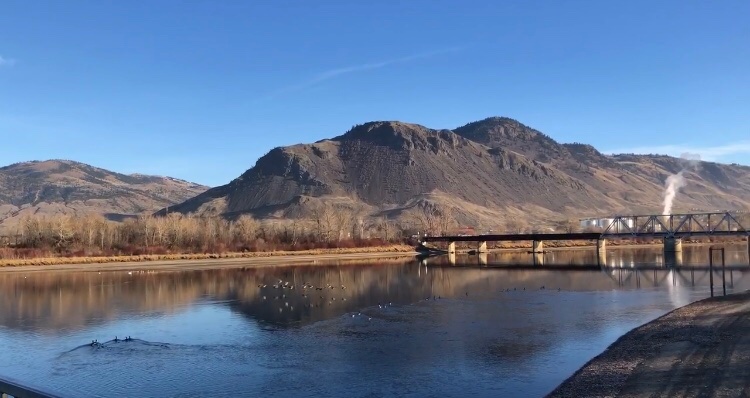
[600,212,749,238]
[422,212,749,249]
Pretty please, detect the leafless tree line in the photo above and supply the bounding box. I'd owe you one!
[2,202,467,255]
[12,203,741,257]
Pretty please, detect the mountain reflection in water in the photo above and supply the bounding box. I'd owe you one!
[0,245,748,397]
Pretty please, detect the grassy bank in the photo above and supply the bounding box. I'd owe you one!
[0,245,416,267]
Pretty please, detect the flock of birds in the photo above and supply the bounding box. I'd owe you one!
[87,336,134,348]
[81,337,172,352]
[258,280,356,311]
[80,281,567,348]
[499,286,562,292]
[255,278,564,319]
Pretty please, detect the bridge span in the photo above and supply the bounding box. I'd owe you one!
[422,212,750,259]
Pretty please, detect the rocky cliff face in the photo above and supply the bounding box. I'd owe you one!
[163,118,750,227]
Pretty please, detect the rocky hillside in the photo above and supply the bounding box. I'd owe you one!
[162,118,750,229]
[0,160,207,233]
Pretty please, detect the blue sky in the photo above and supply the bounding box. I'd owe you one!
[1,1,748,186]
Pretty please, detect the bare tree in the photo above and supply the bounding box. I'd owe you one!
[333,207,354,241]
[561,219,581,233]
[51,215,74,251]
[375,216,397,241]
[409,204,439,236]
[312,203,337,242]
[435,209,457,236]
[504,218,525,234]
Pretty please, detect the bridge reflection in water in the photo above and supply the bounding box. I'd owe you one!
[432,243,749,268]
[422,255,747,289]
[420,244,750,292]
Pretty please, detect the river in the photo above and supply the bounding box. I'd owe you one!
[1,245,748,397]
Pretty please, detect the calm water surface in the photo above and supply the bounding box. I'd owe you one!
[1,245,748,397]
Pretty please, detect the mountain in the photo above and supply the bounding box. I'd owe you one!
[0,160,208,233]
[163,118,750,229]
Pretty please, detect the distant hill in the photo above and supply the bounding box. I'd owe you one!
[161,117,750,229]
[0,160,208,233]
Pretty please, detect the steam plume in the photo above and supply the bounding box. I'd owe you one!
[662,152,701,215]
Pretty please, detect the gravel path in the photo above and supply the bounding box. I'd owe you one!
[547,291,750,397]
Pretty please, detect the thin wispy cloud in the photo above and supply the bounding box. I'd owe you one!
[254,47,462,103]
[605,141,750,163]
[0,55,16,67]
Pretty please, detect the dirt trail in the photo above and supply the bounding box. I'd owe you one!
[548,291,750,397]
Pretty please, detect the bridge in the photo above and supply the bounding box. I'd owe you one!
[422,212,750,257]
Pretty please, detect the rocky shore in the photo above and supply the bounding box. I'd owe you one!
[547,291,750,397]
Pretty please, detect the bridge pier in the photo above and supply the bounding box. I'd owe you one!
[479,252,488,266]
[533,252,544,266]
[532,240,544,253]
[597,250,607,267]
[663,237,683,268]
[447,241,456,254]
[597,238,607,254]
[596,238,607,266]
[478,241,488,253]
[665,251,684,267]
[663,237,683,253]
[448,252,456,266]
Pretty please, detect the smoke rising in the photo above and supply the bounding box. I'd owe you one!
[662,152,701,215]
[679,152,701,170]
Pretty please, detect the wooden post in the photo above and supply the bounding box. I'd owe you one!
[709,248,714,298]
[722,247,726,296]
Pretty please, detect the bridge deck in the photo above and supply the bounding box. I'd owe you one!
[424,212,749,243]
[423,231,749,243]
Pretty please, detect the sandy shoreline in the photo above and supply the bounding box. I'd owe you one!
[547,291,750,397]
[0,239,742,271]
[0,250,420,273]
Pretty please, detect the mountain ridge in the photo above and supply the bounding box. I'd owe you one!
[161,117,750,229]
[0,159,208,232]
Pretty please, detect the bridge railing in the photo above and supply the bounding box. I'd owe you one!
[602,212,748,237]
[0,375,60,398]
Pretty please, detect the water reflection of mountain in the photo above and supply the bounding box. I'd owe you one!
[1,249,748,333]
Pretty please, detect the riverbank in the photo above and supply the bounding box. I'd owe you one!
[0,245,416,269]
[2,238,743,269]
[547,290,750,397]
